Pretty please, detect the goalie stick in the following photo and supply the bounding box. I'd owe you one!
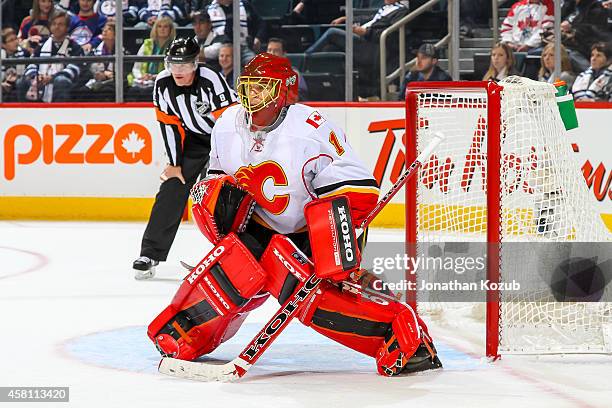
[179,260,196,272]
[180,262,400,303]
[159,132,445,382]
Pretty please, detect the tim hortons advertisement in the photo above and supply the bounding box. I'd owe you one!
[0,105,610,229]
[342,106,612,229]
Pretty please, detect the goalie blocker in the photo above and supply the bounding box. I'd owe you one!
[149,180,440,375]
[304,195,360,281]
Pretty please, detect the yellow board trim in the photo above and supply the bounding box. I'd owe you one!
[0,196,156,221]
[603,214,612,232]
[0,197,610,233]
[367,203,405,228]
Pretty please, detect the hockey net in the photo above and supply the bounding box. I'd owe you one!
[405,77,612,356]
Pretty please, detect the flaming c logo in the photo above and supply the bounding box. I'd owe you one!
[235,161,290,215]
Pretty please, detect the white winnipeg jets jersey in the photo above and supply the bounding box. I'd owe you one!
[208,103,379,234]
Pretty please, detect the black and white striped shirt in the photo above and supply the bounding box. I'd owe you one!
[153,65,237,166]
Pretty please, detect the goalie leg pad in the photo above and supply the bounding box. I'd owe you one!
[375,308,422,376]
[259,234,314,304]
[298,281,403,357]
[147,233,268,360]
[298,283,439,375]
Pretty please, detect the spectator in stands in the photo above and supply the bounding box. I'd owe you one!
[398,44,451,101]
[1,28,30,101]
[500,0,554,52]
[192,10,224,70]
[305,0,409,54]
[572,42,612,101]
[18,0,55,55]
[128,16,175,99]
[483,42,520,81]
[207,0,266,65]
[84,21,116,100]
[460,0,492,38]
[93,0,139,26]
[218,42,234,89]
[304,0,410,97]
[288,0,344,25]
[559,0,610,71]
[538,43,576,88]
[17,11,84,102]
[266,37,308,101]
[136,0,186,27]
[602,0,612,9]
[69,0,107,55]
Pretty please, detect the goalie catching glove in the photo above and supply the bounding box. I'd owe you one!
[191,175,255,245]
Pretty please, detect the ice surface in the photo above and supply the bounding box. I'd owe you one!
[1,221,610,408]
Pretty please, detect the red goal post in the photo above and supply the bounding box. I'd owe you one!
[404,78,612,358]
[405,81,502,358]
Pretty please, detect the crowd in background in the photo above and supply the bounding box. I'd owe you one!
[0,0,273,102]
[488,0,611,101]
[398,0,612,101]
[0,0,611,103]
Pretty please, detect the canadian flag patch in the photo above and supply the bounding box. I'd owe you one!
[306,111,326,129]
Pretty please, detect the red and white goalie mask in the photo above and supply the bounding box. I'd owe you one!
[236,53,298,131]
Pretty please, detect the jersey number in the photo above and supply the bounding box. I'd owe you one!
[329,131,345,156]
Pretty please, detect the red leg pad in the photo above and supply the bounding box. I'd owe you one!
[375,308,424,376]
[147,233,269,360]
[260,234,314,301]
[298,281,406,357]
[298,281,426,375]
[391,308,421,356]
[151,308,250,361]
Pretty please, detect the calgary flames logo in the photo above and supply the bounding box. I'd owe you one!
[235,161,290,215]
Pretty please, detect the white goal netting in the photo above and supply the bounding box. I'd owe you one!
[409,77,612,354]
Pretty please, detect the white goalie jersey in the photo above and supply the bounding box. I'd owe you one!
[208,103,379,234]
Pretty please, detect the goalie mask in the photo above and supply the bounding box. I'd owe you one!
[236,53,298,130]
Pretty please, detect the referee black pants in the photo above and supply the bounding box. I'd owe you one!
[140,154,209,262]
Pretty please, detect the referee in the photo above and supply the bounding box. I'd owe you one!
[133,37,237,279]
